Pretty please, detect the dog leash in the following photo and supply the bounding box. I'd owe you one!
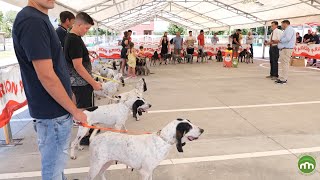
[92,73,122,84]
[80,122,152,135]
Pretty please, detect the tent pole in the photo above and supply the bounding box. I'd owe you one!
[95,23,99,45]
[262,22,268,59]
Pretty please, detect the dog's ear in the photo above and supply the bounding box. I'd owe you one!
[176,122,192,153]
[112,61,117,70]
[142,78,147,92]
[132,99,144,118]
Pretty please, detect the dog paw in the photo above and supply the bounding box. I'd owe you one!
[70,156,77,160]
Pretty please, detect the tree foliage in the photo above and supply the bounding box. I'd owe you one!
[167,23,186,35]
[0,10,18,38]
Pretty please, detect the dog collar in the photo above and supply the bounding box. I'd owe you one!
[157,130,175,145]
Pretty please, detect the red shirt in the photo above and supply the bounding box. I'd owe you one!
[197,34,205,46]
[128,36,132,42]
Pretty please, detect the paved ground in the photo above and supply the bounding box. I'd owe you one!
[1,59,320,180]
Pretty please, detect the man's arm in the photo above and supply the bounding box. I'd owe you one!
[32,59,87,123]
[72,58,100,90]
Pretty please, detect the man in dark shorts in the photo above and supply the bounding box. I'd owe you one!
[64,12,102,144]
[12,0,87,179]
[56,11,75,48]
[232,29,242,60]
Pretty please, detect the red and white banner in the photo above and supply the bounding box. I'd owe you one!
[0,65,27,128]
[96,44,251,59]
[293,44,320,59]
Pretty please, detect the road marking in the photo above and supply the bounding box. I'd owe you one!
[148,100,320,114]
[1,146,320,179]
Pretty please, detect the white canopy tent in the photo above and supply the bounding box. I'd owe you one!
[4,0,320,32]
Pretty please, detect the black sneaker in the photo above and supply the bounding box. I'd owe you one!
[275,79,287,84]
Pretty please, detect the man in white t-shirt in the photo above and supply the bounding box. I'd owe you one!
[185,31,196,63]
[264,21,283,80]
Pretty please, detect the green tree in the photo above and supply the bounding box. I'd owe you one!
[167,23,186,35]
[0,11,3,24]
[317,26,320,32]
[0,10,18,38]
[4,11,17,24]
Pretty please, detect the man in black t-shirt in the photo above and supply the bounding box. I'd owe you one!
[64,12,102,110]
[56,11,75,48]
[13,1,87,179]
[232,29,242,60]
[303,29,314,43]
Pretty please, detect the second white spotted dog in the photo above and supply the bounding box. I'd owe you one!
[87,118,204,180]
[94,73,125,102]
[116,78,147,102]
[70,97,152,160]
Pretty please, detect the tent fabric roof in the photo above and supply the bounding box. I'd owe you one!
[4,0,320,31]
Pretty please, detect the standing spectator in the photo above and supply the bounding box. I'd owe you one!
[185,31,196,63]
[56,11,75,48]
[197,30,205,62]
[310,31,320,66]
[12,0,87,179]
[159,32,169,65]
[211,33,219,45]
[128,30,133,42]
[232,29,242,60]
[274,20,296,84]
[296,32,302,43]
[120,31,129,75]
[264,21,282,80]
[246,31,254,58]
[173,31,183,63]
[127,42,137,78]
[303,29,314,43]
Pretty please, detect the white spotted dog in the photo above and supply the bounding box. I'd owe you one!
[94,73,125,102]
[94,61,118,82]
[87,118,204,180]
[70,97,152,160]
[115,78,147,103]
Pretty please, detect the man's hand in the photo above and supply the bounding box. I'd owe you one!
[72,109,87,124]
[92,81,102,91]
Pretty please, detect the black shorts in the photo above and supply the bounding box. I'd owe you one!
[187,48,194,55]
[72,84,94,108]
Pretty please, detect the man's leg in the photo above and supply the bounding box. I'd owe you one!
[274,47,280,78]
[269,47,274,77]
[280,49,293,81]
[278,50,285,80]
[250,44,253,58]
[34,114,72,180]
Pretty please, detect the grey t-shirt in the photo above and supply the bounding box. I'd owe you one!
[173,36,183,49]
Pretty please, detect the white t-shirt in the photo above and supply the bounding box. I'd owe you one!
[270,28,283,46]
[246,35,254,44]
[185,36,196,48]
